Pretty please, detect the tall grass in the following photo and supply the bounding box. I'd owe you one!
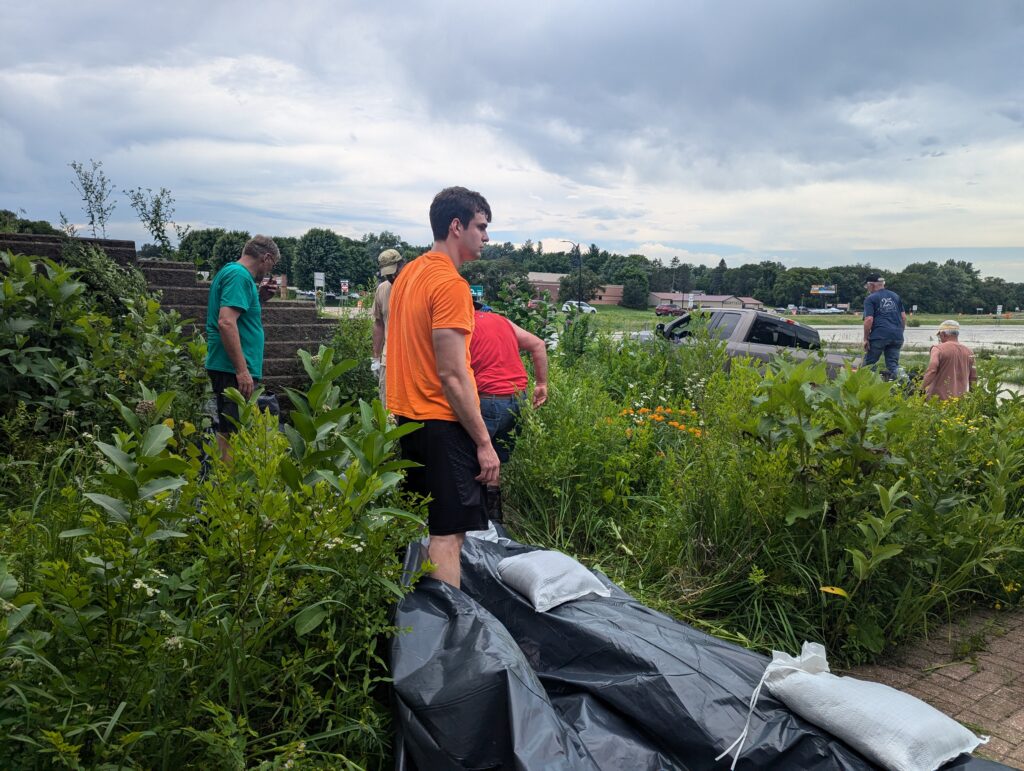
[505,335,1024,665]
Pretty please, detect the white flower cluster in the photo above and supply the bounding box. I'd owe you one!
[132,578,157,597]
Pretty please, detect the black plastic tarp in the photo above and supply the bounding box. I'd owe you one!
[391,533,1007,771]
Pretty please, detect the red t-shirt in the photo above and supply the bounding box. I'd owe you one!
[470,310,528,395]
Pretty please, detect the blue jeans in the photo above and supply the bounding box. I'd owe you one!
[479,395,521,463]
[864,338,903,377]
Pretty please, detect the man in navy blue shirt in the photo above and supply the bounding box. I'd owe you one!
[862,273,907,379]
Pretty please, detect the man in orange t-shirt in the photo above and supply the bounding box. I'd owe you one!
[386,186,499,588]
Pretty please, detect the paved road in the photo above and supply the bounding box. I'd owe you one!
[849,607,1024,768]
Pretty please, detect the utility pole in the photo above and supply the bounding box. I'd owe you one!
[560,239,582,305]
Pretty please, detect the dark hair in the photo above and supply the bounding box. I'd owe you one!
[242,235,280,263]
[429,186,491,241]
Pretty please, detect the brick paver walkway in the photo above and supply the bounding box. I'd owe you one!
[848,607,1024,769]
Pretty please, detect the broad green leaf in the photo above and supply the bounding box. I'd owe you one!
[137,476,187,501]
[139,424,174,457]
[58,528,94,539]
[4,603,35,634]
[95,441,137,476]
[871,543,904,564]
[84,493,130,522]
[293,605,327,636]
[146,530,187,541]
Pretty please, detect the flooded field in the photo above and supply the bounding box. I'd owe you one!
[817,324,1024,352]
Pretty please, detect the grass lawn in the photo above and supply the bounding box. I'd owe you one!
[799,312,1024,327]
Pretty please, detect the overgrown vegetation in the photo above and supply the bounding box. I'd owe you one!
[504,331,1024,666]
[1,252,423,768]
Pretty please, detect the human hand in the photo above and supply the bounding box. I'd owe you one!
[236,370,255,399]
[258,276,279,302]
[532,383,548,408]
[474,443,500,486]
[862,340,869,352]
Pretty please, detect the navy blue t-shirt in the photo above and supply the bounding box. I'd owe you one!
[864,289,905,341]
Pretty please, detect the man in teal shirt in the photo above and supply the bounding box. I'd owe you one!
[205,235,280,458]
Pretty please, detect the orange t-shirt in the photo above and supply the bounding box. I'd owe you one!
[385,251,476,421]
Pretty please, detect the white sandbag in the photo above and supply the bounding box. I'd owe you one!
[497,550,611,612]
[465,521,510,544]
[764,642,985,771]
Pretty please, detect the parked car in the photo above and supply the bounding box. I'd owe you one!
[527,298,543,310]
[655,308,857,378]
[562,300,597,314]
[654,303,686,316]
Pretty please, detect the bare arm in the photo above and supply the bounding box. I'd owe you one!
[372,318,385,359]
[969,352,977,386]
[900,311,907,329]
[922,346,940,394]
[862,316,874,351]
[217,306,253,398]
[433,328,500,485]
[509,321,549,407]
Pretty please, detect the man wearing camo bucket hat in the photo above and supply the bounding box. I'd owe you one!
[922,319,976,400]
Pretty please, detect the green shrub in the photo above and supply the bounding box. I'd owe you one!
[0,349,424,769]
[507,340,1024,665]
[330,309,379,404]
[0,251,205,444]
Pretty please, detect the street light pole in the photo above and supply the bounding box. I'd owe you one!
[560,239,581,305]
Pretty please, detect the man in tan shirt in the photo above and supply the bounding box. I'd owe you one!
[371,249,405,405]
[922,320,977,400]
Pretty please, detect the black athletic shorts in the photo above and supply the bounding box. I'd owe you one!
[397,417,487,536]
[208,369,259,434]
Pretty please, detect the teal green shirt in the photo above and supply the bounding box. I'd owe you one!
[205,261,264,379]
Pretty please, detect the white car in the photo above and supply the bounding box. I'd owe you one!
[562,300,597,314]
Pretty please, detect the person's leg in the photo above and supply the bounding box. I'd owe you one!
[884,340,902,377]
[398,419,486,588]
[426,533,465,589]
[377,364,387,408]
[209,370,241,462]
[480,396,520,522]
[863,340,883,370]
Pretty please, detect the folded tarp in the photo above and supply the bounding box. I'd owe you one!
[392,533,1007,771]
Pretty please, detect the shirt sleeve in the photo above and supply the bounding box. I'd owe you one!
[922,346,940,392]
[219,267,254,311]
[430,278,474,334]
[863,295,875,318]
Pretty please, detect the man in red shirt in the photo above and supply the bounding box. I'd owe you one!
[470,306,548,521]
[386,187,499,589]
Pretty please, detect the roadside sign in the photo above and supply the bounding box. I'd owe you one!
[340,279,350,295]
[470,284,484,300]
[686,293,694,309]
[313,272,325,289]
[912,304,918,312]
[810,284,837,295]
[996,304,1003,315]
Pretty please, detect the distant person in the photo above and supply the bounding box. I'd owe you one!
[386,187,499,589]
[922,320,977,400]
[371,248,406,405]
[862,273,906,379]
[205,235,280,460]
[469,304,549,522]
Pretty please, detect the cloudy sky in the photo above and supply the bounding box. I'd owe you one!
[3,1,1023,278]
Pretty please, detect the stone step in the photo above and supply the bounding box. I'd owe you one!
[164,302,319,323]
[181,321,335,341]
[137,259,195,271]
[138,265,200,287]
[262,374,309,392]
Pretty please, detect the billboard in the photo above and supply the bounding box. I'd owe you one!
[810,284,837,295]
[470,285,484,300]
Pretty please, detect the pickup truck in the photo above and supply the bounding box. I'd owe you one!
[655,308,857,377]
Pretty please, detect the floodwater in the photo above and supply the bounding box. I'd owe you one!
[817,324,1024,352]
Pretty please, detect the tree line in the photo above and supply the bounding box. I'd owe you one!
[8,153,1023,315]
